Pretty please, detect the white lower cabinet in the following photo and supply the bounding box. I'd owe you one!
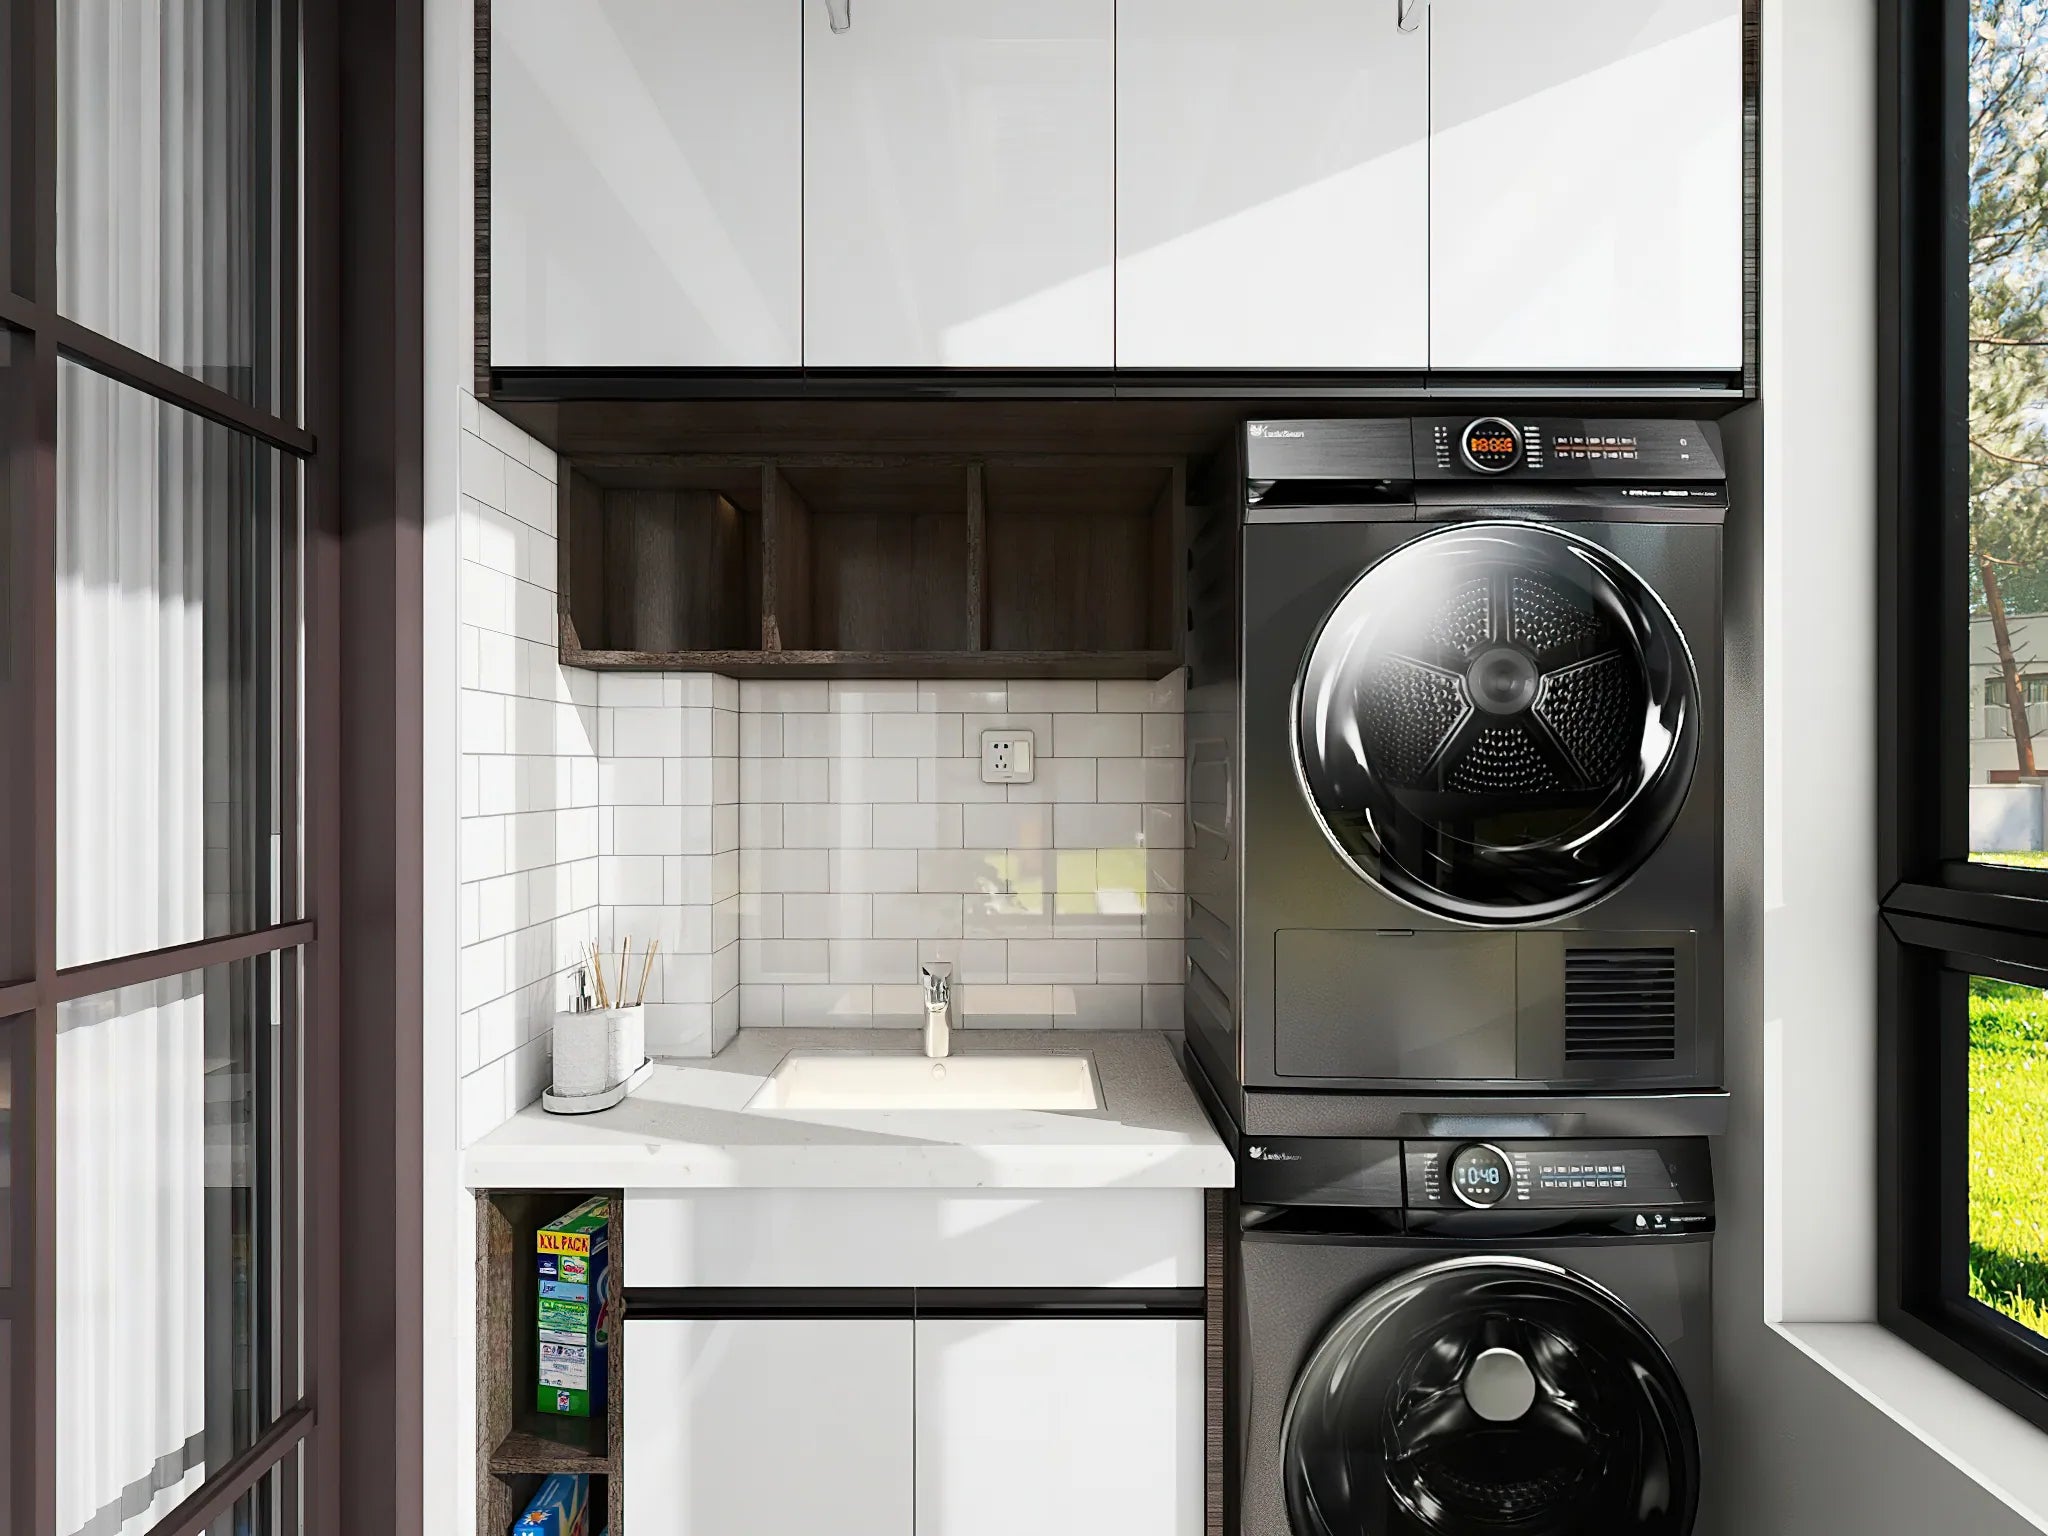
[624,1317,915,1536]
[913,1318,1205,1536]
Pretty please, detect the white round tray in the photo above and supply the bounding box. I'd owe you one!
[541,1057,655,1115]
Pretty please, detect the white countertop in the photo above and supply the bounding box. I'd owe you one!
[461,1028,1234,1191]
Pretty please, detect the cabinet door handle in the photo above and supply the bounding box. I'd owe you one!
[826,0,852,31]
[1397,0,1422,30]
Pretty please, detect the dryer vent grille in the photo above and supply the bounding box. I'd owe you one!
[1564,948,1679,1061]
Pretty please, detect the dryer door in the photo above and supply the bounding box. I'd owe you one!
[1281,1255,1698,1536]
[1296,523,1699,924]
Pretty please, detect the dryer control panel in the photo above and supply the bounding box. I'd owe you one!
[1413,416,1727,482]
[1237,1135,1714,1239]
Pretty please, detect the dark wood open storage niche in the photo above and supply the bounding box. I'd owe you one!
[478,1191,625,1535]
[559,454,1186,679]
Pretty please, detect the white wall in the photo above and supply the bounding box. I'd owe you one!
[1712,0,2047,1530]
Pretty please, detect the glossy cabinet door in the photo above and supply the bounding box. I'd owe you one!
[914,1318,1204,1536]
[490,0,802,368]
[1115,0,1430,371]
[1427,0,1744,372]
[802,0,1115,368]
[624,1317,914,1535]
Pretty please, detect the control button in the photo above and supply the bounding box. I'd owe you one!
[1635,1214,1648,1229]
[1622,436,1637,446]
[1448,1142,1515,1208]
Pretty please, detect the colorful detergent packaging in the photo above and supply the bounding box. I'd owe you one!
[513,1473,590,1535]
[535,1196,611,1418]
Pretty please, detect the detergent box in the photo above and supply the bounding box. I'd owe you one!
[513,1473,590,1536]
[535,1196,611,1419]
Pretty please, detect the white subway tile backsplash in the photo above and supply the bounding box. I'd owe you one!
[739,984,784,1027]
[920,681,1006,713]
[739,803,783,848]
[612,707,684,757]
[785,893,873,939]
[784,711,872,757]
[872,802,962,849]
[959,983,1054,1028]
[962,712,1054,749]
[1142,713,1184,758]
[831,757,920,803]
[459,430,506,509]
[1143,803,1190,850]
[963,803,1054,850]
[1097,939,1185,986]
[1055,803,1145,849]
[828,679,920,712]
[742,679,828,713]
[742,939,831,985]
[830,938,919,984]
[1006,756,1096,804]
[1005,939,1096,984]
[743,847,831,894]
[1097,673,1185,713]
[871,712,963,758]
[963,892,1053,939]
[783,802,873,849]
[739,712,784,757]
[917,849,1008,894]
[1143,983,1184,1031]
[746,757,830,804]
[1054,983,1144,1030]
[918,937,1008,980]
[600,757,665,806]
[1097,758,1180,804]
[830,848,920,894]
[874,893,964,939]
[598,673,667,708]
[1007,680,1096,712]
[782,984,874,1025]
[1054,713,1141,758]
[919,758,1007,803]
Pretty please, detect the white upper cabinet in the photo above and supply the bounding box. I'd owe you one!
[490,0,802,369]
[914,1317,1204,1536]
[1427,0,1744,373]
[1115,0,1430,371]
[802,0,1116,369]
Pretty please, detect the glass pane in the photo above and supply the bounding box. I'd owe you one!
[0,328,29,982]
[205,1443,300,1536]
[56,360,294,969]
[57,1,283,410]
[1969,11,2048,867]
[56,951,297,1536]
[1968,976,2048,1341]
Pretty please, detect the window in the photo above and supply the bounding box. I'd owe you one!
[4,6,337,1534]
[1879,0,2048,1432]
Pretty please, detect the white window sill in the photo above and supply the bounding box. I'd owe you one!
[1777,1322,2048,1532]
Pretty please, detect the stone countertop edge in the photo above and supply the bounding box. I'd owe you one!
[461,1027,1237,1191]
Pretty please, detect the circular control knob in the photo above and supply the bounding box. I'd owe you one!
[1460,416,1524,474]
[1448,1143,1515,1208]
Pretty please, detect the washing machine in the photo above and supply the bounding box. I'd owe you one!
[1228,1132,1713,1536]
[1184,416,1725,1121]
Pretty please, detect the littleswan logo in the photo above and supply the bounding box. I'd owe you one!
[1248,1145,1301,1162]
[1248,424,1305,439]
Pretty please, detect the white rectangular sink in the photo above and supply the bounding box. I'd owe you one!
[747,1052,1100,1112]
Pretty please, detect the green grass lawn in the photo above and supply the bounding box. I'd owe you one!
[1970,849,2048,869]
[1969,978,2048,1337]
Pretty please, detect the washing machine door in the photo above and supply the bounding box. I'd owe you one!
[1295,523,1699,924]
[1281,1255,1698,1536]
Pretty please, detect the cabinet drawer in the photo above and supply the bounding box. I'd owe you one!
[624,1188,1204,1288]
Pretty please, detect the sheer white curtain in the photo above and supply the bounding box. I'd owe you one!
[54,4,262,1533]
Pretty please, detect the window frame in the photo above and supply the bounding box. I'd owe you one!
[1877,0,2048,1434]
[2,1,426,1532]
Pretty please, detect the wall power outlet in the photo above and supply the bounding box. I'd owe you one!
[981,729,1035,784]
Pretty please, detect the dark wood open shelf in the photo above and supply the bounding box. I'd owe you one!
[478,1191,624,1534]
[558,451,1187,679]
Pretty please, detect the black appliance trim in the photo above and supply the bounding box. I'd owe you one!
[624,1286,1205,1321]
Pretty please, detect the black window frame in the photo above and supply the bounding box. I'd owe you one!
[1878,0,2048,1433]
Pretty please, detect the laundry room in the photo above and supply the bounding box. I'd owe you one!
[12,0,2048,1534]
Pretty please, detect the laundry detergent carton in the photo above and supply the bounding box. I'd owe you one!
[536,1196,611,1419]
[513,1473,590,1536]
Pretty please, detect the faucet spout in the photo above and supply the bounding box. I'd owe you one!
[920,961,954,1059]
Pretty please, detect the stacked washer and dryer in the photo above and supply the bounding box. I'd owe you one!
[1183,416,1728,1536]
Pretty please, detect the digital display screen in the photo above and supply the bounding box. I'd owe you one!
[1449,1143,1515,1207]
[1461,417,1523,474]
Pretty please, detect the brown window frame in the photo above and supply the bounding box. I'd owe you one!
[3,1,424,1531]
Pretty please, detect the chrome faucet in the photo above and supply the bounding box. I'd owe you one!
[921,961,954,1059]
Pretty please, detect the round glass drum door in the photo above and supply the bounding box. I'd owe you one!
[1282,1257,1699,1536]
[1296,524,1699,924]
